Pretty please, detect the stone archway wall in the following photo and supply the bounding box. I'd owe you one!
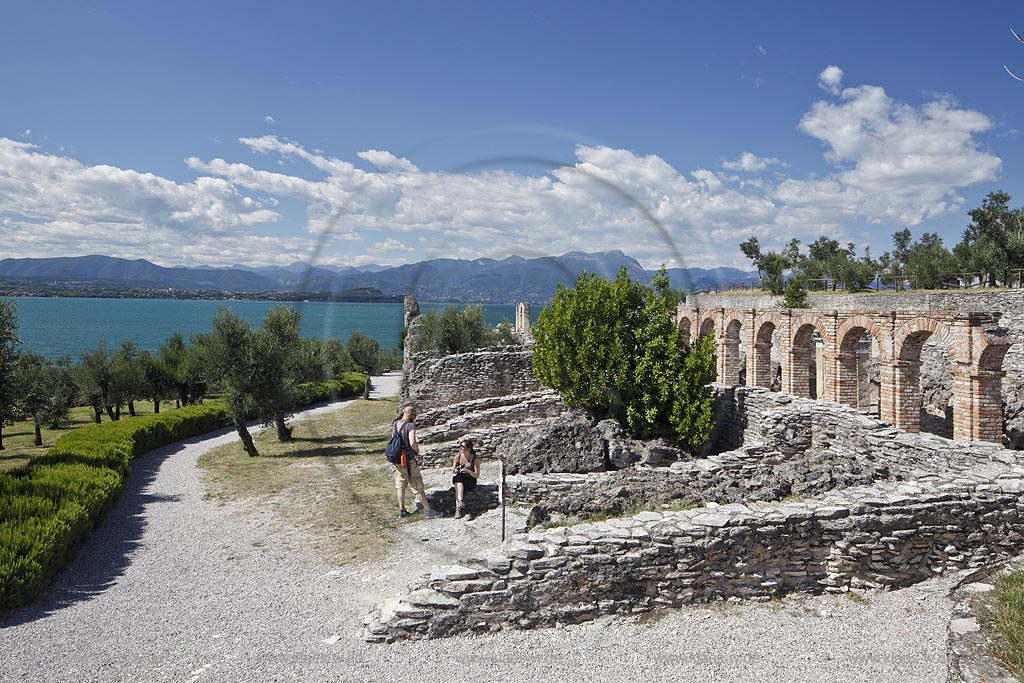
[677,305,1013,443]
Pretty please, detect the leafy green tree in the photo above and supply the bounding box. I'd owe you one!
[348,331,383,400]
[259,305,302,441]
[159,332,205,407]
[78,341,117,421]
[532,268,716,450]
[13,350,74,446]
[409,304,517,355]
[905,232,956,289]
[138,350,176,414]
[195,308,275,457]
[111,340,147,418]
[0,299,21,449]
[781,278,810,308]
[955,190,1024,286]
[740,236,791,295]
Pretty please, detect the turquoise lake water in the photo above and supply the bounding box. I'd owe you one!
[8,297,539,360]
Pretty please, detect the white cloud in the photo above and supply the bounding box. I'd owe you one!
[722,152,786,172]
[757,45,767,56]
[264,115,275,124]
[784,85,1000,226]
[0,70,1003,270]
[819,65,844,95]
[358,149,419,174]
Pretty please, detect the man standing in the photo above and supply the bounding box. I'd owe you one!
[393,404,442,519]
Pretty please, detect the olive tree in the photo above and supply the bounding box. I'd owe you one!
[0,298,21,449]
[347,331,382,400]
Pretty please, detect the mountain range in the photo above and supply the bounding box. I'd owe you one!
[0,252,757,303]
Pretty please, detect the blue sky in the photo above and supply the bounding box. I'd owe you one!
[2,1,1024,270]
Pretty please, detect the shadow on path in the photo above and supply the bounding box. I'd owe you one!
[0,425,236,628]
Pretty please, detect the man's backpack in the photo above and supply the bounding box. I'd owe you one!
[384,420,408,465]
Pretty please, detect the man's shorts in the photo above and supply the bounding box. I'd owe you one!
[392,459,426,494]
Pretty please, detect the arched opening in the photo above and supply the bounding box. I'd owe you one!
[888,327,942,436]
[722,318,744,386]
[678,316,693,347]
[836,326,881,414]
[787,323,819,399]
[750,321,775,388]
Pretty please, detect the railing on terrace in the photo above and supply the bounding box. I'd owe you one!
[697,269,1024,294]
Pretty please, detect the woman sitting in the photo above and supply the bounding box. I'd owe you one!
[451,439,481,519]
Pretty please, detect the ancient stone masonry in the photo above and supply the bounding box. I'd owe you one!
[370,296,1024,644]
[678,303,1014,443]
[364,476,1024,642]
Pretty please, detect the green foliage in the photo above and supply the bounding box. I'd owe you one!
[992,571,1024,676]
[409,305,516,355]
[292,373,365,407]
[532,267,715,450]
[781,278,810,309]
[740,237,791,295]
[0,401,229,609]
[955,190,1024,287]
[0,298,21,447]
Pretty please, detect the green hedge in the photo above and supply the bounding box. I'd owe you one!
[0,401,230,609]
[0,375,365,610]
[292,372,365,407]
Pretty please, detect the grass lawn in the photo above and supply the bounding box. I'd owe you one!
[0,400,168,472]
[991,572,1024,676]
[198,396,401,565]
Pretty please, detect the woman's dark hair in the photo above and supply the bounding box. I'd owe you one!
[459,439,476,455]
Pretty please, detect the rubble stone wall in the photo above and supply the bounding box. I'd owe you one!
[404,347,542,414]
[365,476,1024,642]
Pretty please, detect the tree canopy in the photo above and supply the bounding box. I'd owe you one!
[532,268,715,451]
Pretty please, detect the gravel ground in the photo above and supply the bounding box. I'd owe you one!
[0,372,955,682]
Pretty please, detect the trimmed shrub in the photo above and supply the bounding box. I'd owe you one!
[0,377,363,610]
[0,402,228,610]
[291,373,365,408]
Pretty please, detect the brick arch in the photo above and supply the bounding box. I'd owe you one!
[978,343,1011,372]
[724,315,743,338]
[894,317,955,363]
[789,313,830,348]
[750,313,780,389]
[698,315,716,339]
[753,312,782,344]
[677,315,693,345]
[836,314,889,358]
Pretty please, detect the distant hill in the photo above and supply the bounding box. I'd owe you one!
[0,253,757,303]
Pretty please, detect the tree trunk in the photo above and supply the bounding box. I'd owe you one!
[154,399,160,414]
[33,419,42,447]
[0,425,4,450]
[113,405,121,421]
[93,406,103,423]
[127,401,136,417]
[274,412,293,441]
[234,416,259,457]
[105,404,116,421]
[363,373,371,399]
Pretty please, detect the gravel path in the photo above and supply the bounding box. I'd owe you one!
[0,372,955,682]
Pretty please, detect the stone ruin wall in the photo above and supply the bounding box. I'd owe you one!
[688,289,1024,448]
[368,296,1024,642]
[365,386,1024,642]
[687,290,1024,382]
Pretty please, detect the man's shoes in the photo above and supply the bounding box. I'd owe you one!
[424,509,443,519]
[399,509,412,519]
[454,505,463,519]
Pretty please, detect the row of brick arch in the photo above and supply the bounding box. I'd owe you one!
[678,306,1012,443]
